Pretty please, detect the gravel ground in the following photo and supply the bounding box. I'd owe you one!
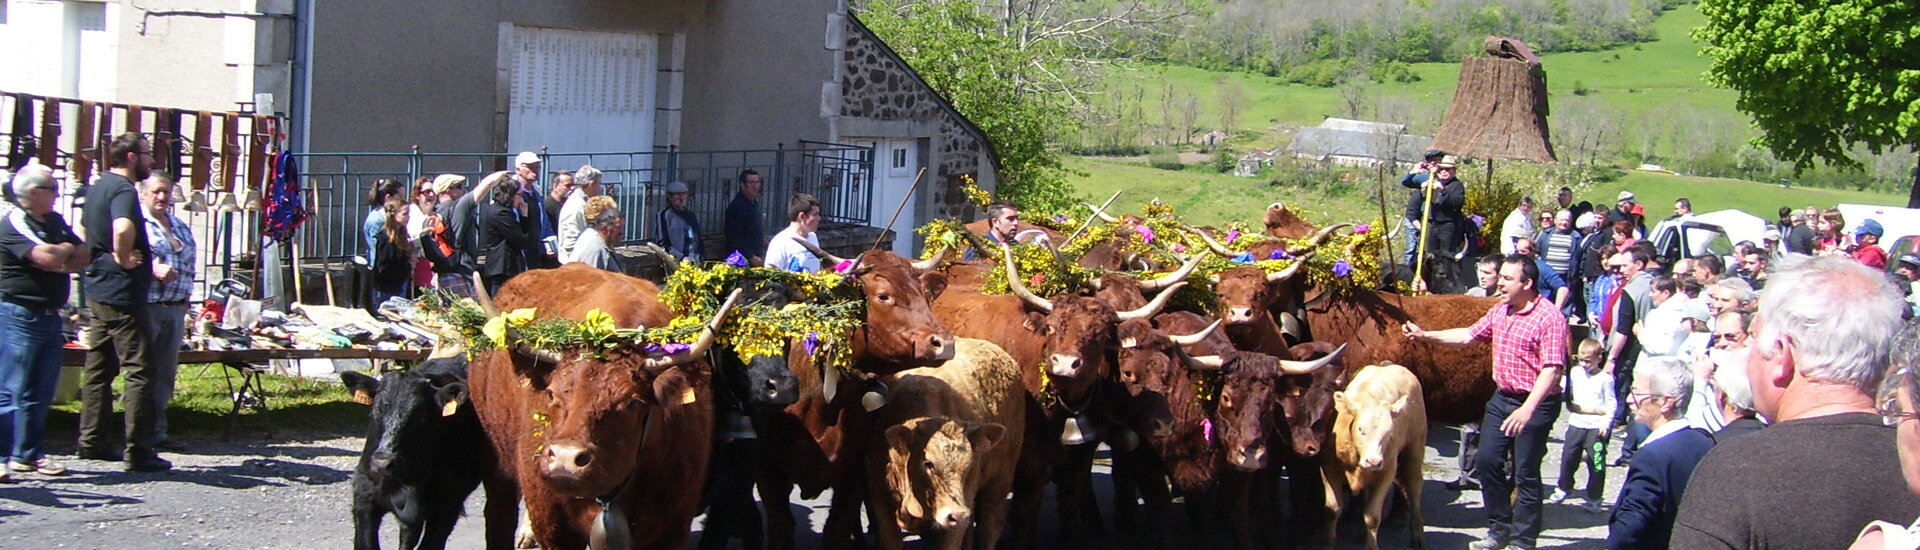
[0,415,1623,549]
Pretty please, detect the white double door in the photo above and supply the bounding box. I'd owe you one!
[850,138,924,258]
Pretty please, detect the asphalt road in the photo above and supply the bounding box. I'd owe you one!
[0,417,1622,549]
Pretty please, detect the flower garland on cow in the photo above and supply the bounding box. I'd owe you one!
[417,264,865,376]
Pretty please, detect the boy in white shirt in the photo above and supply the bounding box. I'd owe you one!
[1550,338,1617,512]
[762,193,823,273]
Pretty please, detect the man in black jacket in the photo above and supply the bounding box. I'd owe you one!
[723,169,765,263]
[478,181,538,296]
[1402,154,1468,293]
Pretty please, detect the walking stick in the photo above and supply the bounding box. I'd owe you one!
[1412,179,1435,295]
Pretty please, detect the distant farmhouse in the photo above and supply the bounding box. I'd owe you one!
[1285,117,1433,169]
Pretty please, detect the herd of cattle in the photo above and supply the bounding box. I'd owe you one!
[339,204,1499,550]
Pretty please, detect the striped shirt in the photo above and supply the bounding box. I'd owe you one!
[146,212,197,304]
[1536,227,1580,278]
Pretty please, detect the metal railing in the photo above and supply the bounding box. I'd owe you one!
[293,142,875,262]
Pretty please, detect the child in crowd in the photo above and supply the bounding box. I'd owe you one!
[1550,338,1616,512]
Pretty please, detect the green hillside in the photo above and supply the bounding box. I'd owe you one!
[1065,4,1909,229]
[1109,4,1730,134]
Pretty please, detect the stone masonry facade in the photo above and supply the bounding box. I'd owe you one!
[837,15,995,221]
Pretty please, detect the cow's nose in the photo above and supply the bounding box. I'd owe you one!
[1240,446,1267,470]
[1299,442,1320,457]
[940,509,972,529]
[1360,456,1384,471]
[1049,354,1082,378]
[1151,419,1174,438]
[544,442,595,475]
[763,379,781,398]
[1228,307,1253,323]
[926,333,956,360]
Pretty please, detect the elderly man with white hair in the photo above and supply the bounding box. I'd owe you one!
[1671,256,1920,549]
[556,165,603,262]
[0,166,87,481]
[570,195,624,272]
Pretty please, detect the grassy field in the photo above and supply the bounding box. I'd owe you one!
[1067,155,1908,229]
[48,364,368,440]
[1110,4,1732,136]
[1065,156,1391,227]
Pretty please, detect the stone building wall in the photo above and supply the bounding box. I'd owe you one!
[835,15,996,221]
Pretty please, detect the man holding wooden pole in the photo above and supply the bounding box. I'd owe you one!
[1405,154,1469,293]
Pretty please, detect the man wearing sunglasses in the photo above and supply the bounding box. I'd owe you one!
[1672,256,1918,549]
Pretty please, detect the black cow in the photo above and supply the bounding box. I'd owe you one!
[340,357,490,550]
[701,280,804,550]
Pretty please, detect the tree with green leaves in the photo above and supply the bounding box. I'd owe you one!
[1694,0,1920,207]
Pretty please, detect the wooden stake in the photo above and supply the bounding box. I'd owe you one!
[872,167,927,252]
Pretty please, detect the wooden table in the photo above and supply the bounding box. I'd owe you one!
[61,347,430,439]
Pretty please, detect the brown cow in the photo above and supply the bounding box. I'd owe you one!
[1110,312,1341,550]
[866,337,1026,550]
[752,245,959,550]
[1213,262,1497,425]
[469,265,739,550]
[1321,362,1428,550]
[929,245,1187,548]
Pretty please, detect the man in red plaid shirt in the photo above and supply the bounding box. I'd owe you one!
[1406,254,1571,550]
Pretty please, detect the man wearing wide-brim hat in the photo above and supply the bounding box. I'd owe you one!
[1400,152,1469,292]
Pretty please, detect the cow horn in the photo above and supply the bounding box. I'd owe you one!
[1000,244,1053,312]
[1086,276,1105,291]
[1138,253,1205,292]
[638,242,678,275]
[1265,251,1316,283]
[1167,319,1222,347]
[1083,202,1119,223]
[641,288,746,370]
[1182,225,1237,257]
[1182,353,1226,371]
[909,245,949,272]
[792,237,851,269]
[1278,343,1347,374]
[1287,223,1352,255]
[1116,281,1185,321]
[471,273,500,317]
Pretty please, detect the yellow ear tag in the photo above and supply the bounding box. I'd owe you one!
[442,399,462,417]
[678,386,698,405]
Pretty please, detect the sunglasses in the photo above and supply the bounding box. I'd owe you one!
[1878,366,1920,427]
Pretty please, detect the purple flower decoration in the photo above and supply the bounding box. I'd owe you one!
[1226,229,1241,244]
[645,342,693,355]
[725,250,748,267]
[1052,215,1069,223]
[804,331,820,355]
[1231,252,1255,264]
[1201,417,1213,444]
[1332,260,1353,278]
[1354,224,1371,235]
[1173,244,1186,253]
[1268,249,1291,261]
[834,260,856,273]
[1134,224,1155,243]
[1470,214,1486,227]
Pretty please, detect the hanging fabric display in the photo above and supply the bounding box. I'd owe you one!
[262,149,306,244]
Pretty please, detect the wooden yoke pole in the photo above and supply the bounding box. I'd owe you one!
[871,167,928,252]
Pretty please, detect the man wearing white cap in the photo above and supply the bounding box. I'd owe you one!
[511,151,558,268]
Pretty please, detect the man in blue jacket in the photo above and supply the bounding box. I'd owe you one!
[1608,357,1714,549]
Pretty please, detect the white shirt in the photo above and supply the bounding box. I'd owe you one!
[571,227,618,272]
[1567,367,1617,430]
[763,225,821,273]
[1500,208,1534,255]
[1641,418,1693,448]
[557,190,588,262]
[1636,295,1692,362]
[407,204,431,240]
